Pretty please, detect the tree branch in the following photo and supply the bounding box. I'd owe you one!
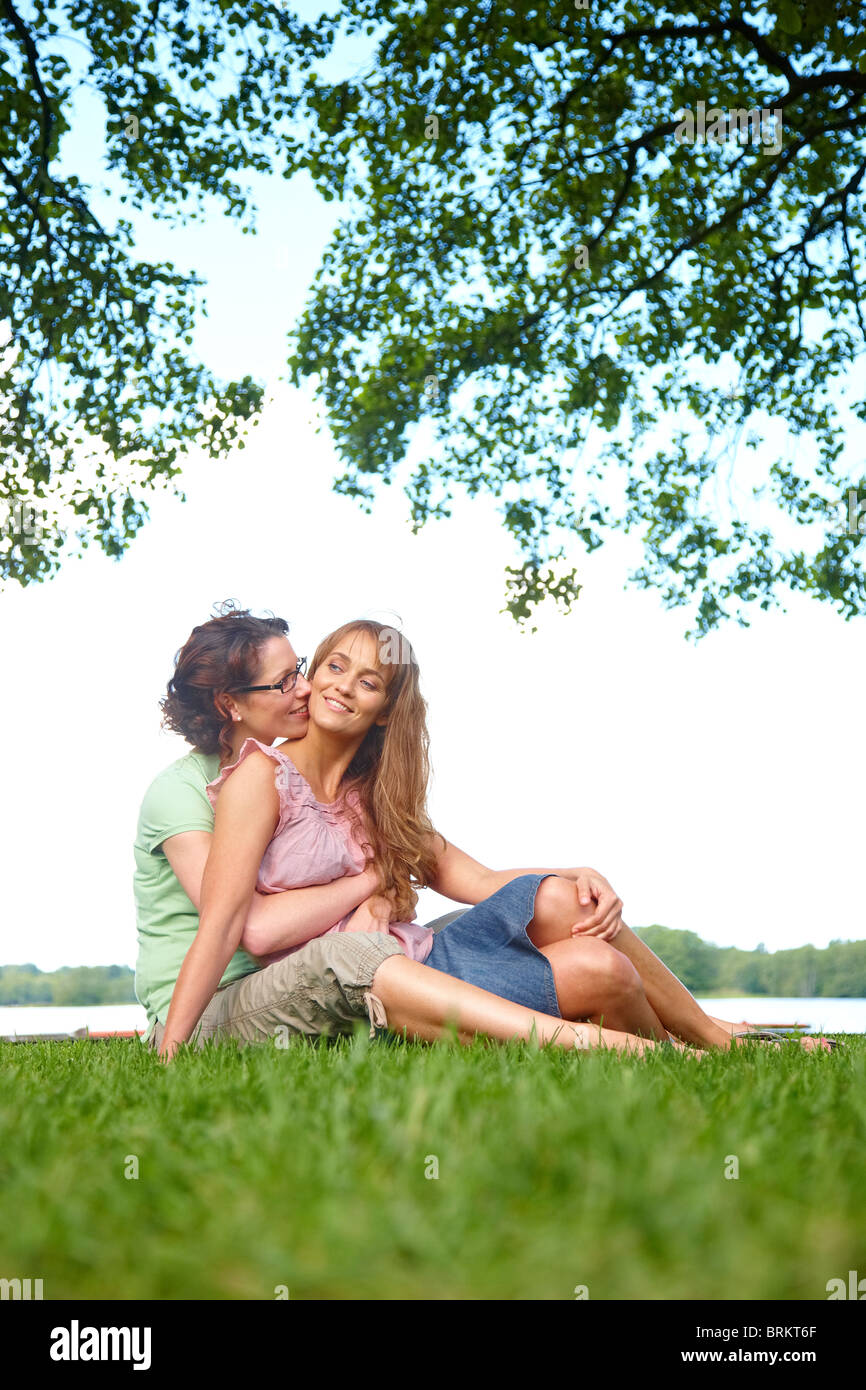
[1,0,56,172]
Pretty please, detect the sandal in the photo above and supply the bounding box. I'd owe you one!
[732,1029,845,1050]
[733,1029,785,1041]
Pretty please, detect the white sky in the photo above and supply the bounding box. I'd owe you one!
[1,380,862,969]
[1,21,863,969]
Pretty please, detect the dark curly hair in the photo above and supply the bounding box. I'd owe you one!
[160,600,290,763]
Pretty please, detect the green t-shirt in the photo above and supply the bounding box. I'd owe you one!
[133,748,260,1037]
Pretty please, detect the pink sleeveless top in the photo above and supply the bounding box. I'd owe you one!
[206,738,434,962]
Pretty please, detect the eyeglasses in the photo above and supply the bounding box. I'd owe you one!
[229,658,307,695]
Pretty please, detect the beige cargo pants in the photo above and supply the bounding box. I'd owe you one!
[147,912,468,1052]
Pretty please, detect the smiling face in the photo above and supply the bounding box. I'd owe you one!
[309,629,390,740]
[221,635,312,745]
[302,619,433,923]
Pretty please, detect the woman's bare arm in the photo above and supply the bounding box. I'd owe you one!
[427,837,574,904]
[163,831,379,956]
[426,838,623,939]
[158,752,280,1059]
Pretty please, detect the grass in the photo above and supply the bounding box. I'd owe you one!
[1,1030,863,1300]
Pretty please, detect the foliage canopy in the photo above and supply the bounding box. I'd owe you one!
[3,0,865,633]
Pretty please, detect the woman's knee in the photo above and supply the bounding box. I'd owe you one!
[554,937,642,1000]
[535,875,575,913]
[533,875,597,932]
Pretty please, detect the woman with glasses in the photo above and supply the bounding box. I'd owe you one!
[139,602,687,1063]
[147,607,813,1063]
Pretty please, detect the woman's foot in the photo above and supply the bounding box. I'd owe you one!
[731,1031,838,1053]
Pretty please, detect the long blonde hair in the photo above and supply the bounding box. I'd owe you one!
[310,620,444,920]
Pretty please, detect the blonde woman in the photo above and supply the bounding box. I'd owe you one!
[152,611,685,1061]
[158,616,829,1060]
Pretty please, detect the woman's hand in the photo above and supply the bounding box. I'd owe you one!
[241,862,383,956]
[341,894,395,933]
[566,868,624,942]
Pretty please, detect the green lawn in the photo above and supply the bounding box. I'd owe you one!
[1,1031,863,1300]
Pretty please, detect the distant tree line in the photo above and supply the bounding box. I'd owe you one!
[2,932,866,1004]
[0,964,136,1006]
[5,928,866,1006]
[634,930,866,997]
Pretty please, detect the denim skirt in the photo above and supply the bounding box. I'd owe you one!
[424,873,561,1017]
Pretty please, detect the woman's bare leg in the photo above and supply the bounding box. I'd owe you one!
[526,877,741,1048]
[601,923,737,1047]
[526,878,834,1051]
[539,938,672,1041]
[369,953,678,1055]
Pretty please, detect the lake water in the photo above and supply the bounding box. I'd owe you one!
[0,1003,150,1037]
[695,997,866,1033]
[1,997,865,1037]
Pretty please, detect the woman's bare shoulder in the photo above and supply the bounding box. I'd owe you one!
[216,744,283,797]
